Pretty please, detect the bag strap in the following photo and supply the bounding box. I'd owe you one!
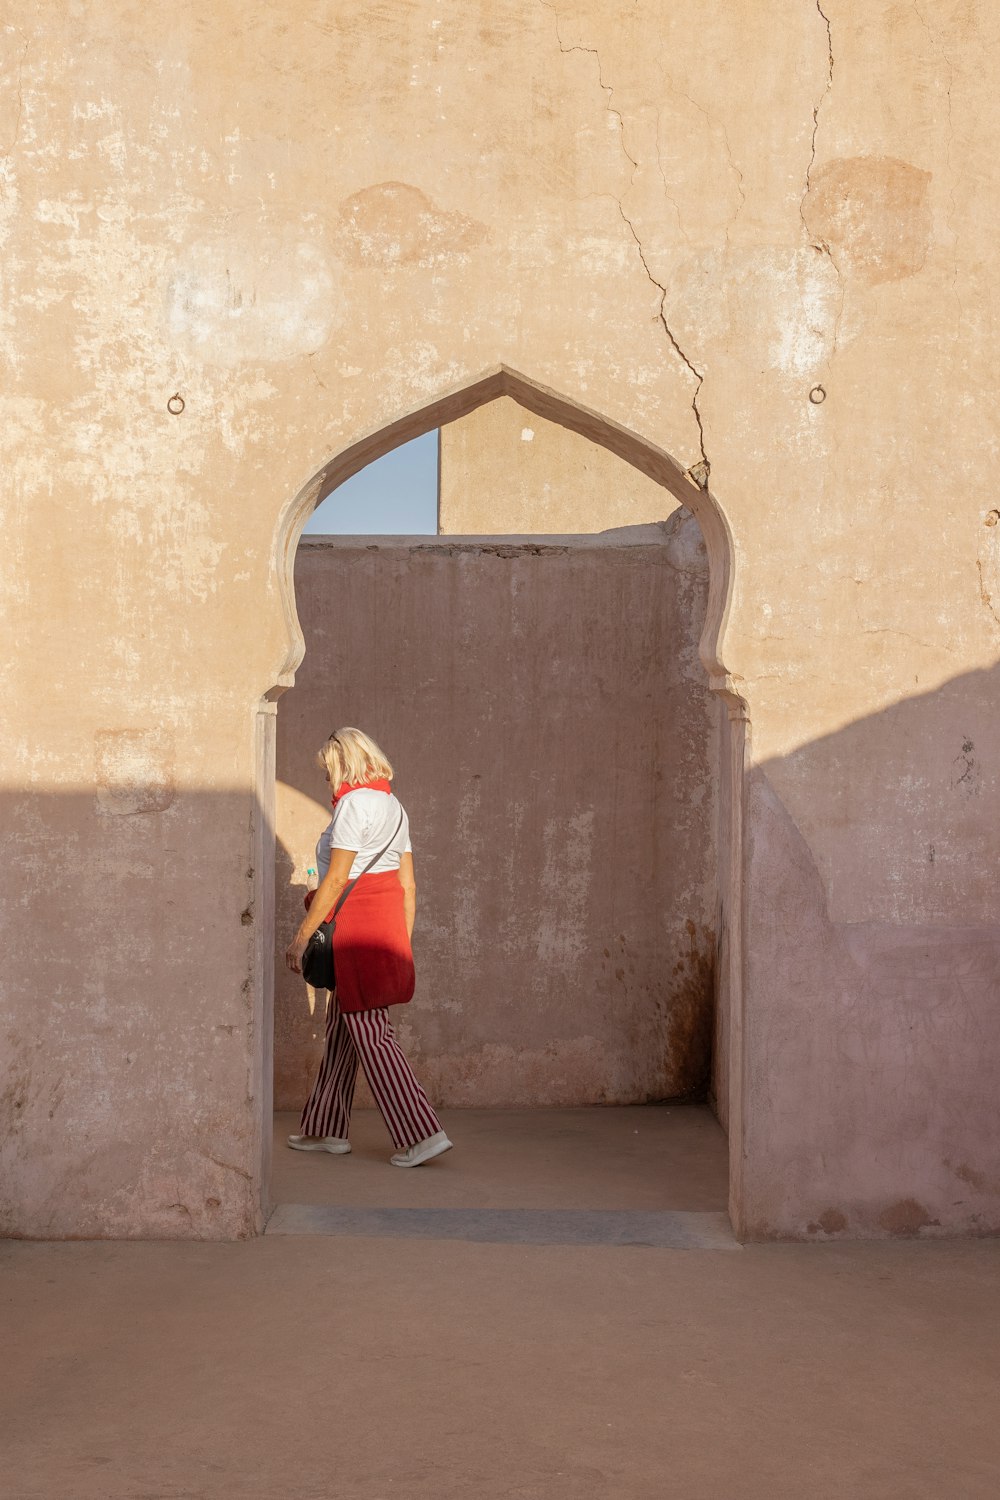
[330,804,404,920]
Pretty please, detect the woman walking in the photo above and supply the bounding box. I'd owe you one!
[284,727,452,1167]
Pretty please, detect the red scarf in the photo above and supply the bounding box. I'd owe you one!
[332,778,392,804]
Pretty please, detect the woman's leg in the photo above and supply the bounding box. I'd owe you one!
[299,993,360,1139]
[341,1008,443,1149]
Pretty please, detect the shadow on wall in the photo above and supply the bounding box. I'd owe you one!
[742,659,1000,1239]
[2,666,998,1241]
[273,513,723,1114]
[0,782,268,1241]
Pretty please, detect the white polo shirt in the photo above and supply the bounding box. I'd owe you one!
[316,789,412,882]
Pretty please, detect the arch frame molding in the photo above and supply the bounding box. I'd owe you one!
[256,365,750,1237]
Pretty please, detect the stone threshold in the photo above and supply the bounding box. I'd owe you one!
[265,1204,739,1249]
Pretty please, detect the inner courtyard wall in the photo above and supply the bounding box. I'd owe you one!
[2,1,999,1239]
[274,520,718,1111]
[439,396,679,533]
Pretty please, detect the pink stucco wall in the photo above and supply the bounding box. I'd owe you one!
[740,668,1000,1239]
[274,517,721,1111]
[6,1,1000,1246]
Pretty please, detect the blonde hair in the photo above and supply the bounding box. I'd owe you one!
[319,727,394,788]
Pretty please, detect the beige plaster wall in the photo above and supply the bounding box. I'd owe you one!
[2,0,999,1239]
[440,396,679,533]
[274,520,717,1112]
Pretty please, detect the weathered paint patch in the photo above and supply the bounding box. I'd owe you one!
[335,182,487,268]
[803,155,933,284]
[164,236,337,365]
[976,509,1000,629]
[667,247,840,378]
[94,729,175,815]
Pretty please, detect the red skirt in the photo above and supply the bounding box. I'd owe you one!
[332,871,415,1013]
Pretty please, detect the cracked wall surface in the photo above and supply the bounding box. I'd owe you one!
[1,0,999,1238]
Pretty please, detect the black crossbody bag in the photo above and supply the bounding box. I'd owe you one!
[300,807,404,991]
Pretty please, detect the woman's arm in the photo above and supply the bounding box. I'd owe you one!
[397,851,416,940]
[285,847,356,973]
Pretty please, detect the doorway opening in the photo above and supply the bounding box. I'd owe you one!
[264,373,745,1244]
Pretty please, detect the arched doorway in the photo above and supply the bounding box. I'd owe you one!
[259,368,748,1235]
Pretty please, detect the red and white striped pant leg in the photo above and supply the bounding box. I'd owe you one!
[342,1008,443,1150]
[298,993,360,1139]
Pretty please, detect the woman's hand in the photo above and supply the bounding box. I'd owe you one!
[285,934,309,974]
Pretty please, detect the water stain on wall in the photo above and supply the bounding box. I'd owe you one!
[664,919,715,1100]
[877,1196,940,1236]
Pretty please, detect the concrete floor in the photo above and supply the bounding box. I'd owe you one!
[265,1110,734,1248]
[269,1105,733,1245]
[272,1104,729,1204]
[3,1109,1000,1498]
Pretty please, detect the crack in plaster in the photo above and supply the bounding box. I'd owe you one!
[200,1151,252,1182]
[614,201,710,478]
[860,626,955,656]
[649,74,745,400]
[802,0,834,216]
[540,0,710,480]
[307,351,329,394]
[954,739,975,787]
[975,559,1000,629]
[799,0,845,364]
[720,123,747,234]
[653,109,692,248]
[663,75,746,246]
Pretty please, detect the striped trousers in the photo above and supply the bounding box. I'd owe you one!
[299,997,443,1150]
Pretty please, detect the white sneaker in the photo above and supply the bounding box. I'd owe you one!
[287,1134,351,1154]
[390,1131,453,1168]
